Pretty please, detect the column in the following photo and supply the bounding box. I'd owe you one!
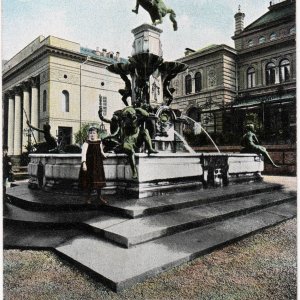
[275,67,280,84]
[7,91,15,156]
[22,82,30,151]
[30,77,39,131]
[13,87,22,156]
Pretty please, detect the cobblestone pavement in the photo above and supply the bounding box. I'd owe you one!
[4,217,296,300]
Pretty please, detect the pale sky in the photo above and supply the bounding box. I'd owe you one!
[2,0,271,61]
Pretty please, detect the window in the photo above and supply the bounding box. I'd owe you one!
[248,40,254,47]
[43,90,47,112]
[247,67,256,88]
[279,59,290,82]
[99,95,107,116]
[195,72,202,93]
[62,90,69,112]
[185,74,192,94]
[265,62,276,85]
[270,32,277,41]
[259,36,266,44]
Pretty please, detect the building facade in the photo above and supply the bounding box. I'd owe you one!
[171,0,296,146]
[2,35,127,157]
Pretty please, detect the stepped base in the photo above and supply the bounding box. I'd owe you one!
[4,202,296,292]
[4,180,296,291]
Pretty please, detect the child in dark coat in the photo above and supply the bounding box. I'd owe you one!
[79,126,107,204]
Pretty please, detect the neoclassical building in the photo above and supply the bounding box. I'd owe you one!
[171,0,296,145]
[2,35,127,158]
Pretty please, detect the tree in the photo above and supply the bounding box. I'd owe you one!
[74,123,108,145]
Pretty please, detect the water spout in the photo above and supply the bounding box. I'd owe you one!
[183,116,221,153]
[174,131,196,154]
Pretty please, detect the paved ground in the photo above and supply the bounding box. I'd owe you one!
[3,176,297,299]
[3,218,296,299]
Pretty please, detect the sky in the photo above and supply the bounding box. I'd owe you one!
[2,0,272,61]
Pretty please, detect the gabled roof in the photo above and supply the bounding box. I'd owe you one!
[244,0,295,32]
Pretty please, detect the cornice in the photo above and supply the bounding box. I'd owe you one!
[3,47,112,84]
[232,18,295,40]
[2,45,86,83]
[177,45,237,64]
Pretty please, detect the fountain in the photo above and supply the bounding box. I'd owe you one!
[183,115,221,153]
[5,2,296,293]
[26,23,264,197]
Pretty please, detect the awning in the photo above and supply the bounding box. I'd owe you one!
[232,92,296,109]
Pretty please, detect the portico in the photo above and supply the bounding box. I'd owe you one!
[4,76,40,157]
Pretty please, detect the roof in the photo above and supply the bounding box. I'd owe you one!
[179,44,236,62]
[244,0,295,32]
[80,47,128,64]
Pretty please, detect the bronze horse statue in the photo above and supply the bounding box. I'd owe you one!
[132,0,178,31]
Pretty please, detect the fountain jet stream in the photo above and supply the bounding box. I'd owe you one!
[183,116,221,153]
[174,131,196,154]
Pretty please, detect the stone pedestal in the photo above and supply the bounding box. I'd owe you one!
[131,24,163,57]
[131,24,164,106]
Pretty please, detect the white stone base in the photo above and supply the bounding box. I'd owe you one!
[28,152,264,198]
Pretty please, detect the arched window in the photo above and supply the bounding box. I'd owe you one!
[248,40,254,47]
[185,74,192,94]
[265,62,276,85]
[42,90,47,112]
[258,36,266,44]
[270,32,277,41]
[62,90,69,112]
[195,72,202,93]
[187,107,200,122]
[279,59,290,82]
[247,67,256,88]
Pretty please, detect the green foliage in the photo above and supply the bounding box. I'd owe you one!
[74,123,92,145]
[74,123,108,145]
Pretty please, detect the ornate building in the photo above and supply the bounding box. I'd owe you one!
[2,35,127,158]
[171,0,296,146]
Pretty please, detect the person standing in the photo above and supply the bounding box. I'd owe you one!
[78,126,108,204]
[3,145,12,200]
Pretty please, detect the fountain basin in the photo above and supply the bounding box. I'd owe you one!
[28,152,263,198]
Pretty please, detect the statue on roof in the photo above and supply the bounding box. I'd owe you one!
[132,0,178,31]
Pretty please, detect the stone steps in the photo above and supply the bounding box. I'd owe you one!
[92,181,283,218]
[3,180,296,291]
[85,190,295,248]
[6,181,281,215]
[54,202,296,292]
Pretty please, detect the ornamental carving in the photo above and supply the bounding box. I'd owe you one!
[207,67,217,87]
